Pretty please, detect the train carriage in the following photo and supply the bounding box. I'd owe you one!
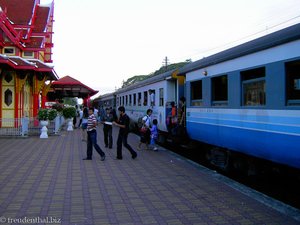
[114,69,184,132]
[93,92,116,108]
[178,23,300,169]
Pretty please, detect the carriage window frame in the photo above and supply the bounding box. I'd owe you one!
[133,93,137,106]
[150,89,155,106]
[159,88,164,106]
[241,67,266,107]
[286,60,300,106]
[190,80,203,106]
[212,74,228,106]
[138,92,141,106]
[143,91,148,106]
[129,94,132,106]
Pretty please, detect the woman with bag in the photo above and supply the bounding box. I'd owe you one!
[138,109,152,150]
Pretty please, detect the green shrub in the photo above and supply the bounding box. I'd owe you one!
[62,107,76,118]
[37,108,58,121]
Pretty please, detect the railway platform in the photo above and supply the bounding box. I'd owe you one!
[0,125,299,225]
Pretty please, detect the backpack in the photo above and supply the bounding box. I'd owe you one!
[137,116,143,129]
[128,116,136,133]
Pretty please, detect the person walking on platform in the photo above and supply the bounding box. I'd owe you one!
[78,106,83,128]
[138,108,152,150]
[73,105,79,128]
[83,107,105,161]
[113,106,137,160]
[81,107,89,142]
[101,107,114,149]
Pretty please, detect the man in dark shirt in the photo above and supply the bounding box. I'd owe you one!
[83,107,105,161]
[113,106,137,160]
[101,107,114,148]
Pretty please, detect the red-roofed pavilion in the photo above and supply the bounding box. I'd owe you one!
[48,76,98,107]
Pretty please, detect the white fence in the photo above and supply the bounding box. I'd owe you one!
[0,116,65,137]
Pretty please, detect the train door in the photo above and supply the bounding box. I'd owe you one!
[164,75,187,140]
[164,79,177,132]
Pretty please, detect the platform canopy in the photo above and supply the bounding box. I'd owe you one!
[47,75,98,100]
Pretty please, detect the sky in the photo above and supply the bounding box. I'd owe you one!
[40,0,300,98]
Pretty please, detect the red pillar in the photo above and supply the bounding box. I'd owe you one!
[33,93,39,126]
[0,76,2,127]
[83,97,90,107]
[41,95,47,108]
[14,90,19,127]
[33,93,39,116]
[41,82,51,108]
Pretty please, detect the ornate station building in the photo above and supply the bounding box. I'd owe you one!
[0,0,57,127]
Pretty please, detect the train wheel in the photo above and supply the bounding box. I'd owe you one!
[206,147,231,172]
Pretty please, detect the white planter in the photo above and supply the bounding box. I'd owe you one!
[40,120,49,138]
[67,118,73,131]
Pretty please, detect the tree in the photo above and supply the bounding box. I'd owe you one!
[121,60,192,88]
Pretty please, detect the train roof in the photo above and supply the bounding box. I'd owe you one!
[115,69,178,94]
[93,92,115,101]
[178,23,300,75]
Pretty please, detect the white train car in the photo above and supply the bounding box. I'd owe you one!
[115,69,184,132]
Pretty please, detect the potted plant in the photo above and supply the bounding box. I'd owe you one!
[37,108,58,138]
[62,107,76,131]
[37,108,58,121]
[48,109,58,121]
[52,103,64,114]
[37,108,48,121]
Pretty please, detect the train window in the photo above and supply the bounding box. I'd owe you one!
[159,88,164,106]
[241,67,266,106]
[286,60,300,105]
[212,75,228,106]
[143,91,148,106]
[125,95,128,106]
[191,80,202,106]
[149,89,155,106]
[138,92,141,106]
[129,95,132,106]
[133,93,137,106]
[122,96,125,106]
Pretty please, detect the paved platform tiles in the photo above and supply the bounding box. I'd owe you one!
[0,126,300,225]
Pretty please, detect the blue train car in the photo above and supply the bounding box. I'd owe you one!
[179,23,300,170]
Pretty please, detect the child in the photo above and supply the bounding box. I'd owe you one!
[150,119,158,151]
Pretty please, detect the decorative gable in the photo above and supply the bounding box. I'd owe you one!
[0,0,54,62]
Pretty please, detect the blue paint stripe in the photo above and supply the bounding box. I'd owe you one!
[187,122,300,169]
[188,116,300,135]
[188,111,300,125]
